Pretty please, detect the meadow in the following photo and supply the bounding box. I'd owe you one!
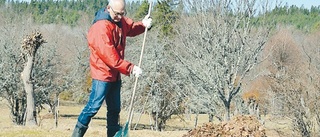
[0,99,292,137]
[0,100,192,137]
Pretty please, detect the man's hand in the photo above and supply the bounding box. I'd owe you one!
[131,65,142,78]
[142,15,152,29]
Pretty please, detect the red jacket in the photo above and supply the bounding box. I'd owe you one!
[87,11,145,82]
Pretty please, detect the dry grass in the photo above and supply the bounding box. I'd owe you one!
[0,100,292,137]
[0,100,195,137]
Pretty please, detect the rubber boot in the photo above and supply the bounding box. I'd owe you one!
[107,125,121,137]
[71,122,88,137]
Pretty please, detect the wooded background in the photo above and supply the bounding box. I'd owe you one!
[0,0,319,136]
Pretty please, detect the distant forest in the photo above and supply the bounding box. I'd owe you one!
[1,0,320,32]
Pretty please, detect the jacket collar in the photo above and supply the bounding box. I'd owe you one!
[92,8,122,28]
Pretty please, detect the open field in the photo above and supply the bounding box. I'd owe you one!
[0,100,193,137]
[0,100,292,137]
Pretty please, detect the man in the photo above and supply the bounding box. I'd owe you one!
[71,0,152,136]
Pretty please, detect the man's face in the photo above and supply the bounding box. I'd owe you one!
[107,3,126,22]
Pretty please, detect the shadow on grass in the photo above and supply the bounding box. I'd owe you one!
[59,114,189,131]
[59,114,106,120]
[124,123,191,131]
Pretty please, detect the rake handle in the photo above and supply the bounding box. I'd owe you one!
[127,1,152,128]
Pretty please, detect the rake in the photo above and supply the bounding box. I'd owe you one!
[114,1,152,137]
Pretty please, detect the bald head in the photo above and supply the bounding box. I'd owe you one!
[108,0,126,9]
[107,0,126,22]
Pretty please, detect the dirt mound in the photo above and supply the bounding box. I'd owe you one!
[183,115,266,137]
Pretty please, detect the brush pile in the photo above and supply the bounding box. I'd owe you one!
[183,115,267,137]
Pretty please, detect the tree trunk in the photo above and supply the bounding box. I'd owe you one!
[21,55,37,126]
[194,112,199,128]
[224,101,231,121]
[55,94,59,128]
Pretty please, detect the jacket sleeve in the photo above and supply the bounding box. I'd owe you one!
[88,21,133,76]
[123,17,146,37]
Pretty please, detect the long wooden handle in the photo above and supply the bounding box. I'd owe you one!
[127,1,153,128]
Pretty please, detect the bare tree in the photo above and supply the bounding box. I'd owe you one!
[0,5,89,126]
[263,29,320,136]
[0,41,26,125]
[20,31,46,126]
[0,11,33,125]
[293,30,320,136]
[146,37,186,131]
[67,43,90,104]
[121,29,187,131]
[172,0,272,121]
[304,32,320,135]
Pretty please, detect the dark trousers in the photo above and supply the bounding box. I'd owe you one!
[76,79,121,137]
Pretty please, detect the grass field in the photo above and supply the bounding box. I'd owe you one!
[0,100,291,137]
[0,100,197,137]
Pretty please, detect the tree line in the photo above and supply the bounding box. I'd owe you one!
[3,0,108,26]
[1,0,320,31]
[267,4,320,32]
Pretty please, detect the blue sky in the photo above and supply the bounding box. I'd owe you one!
[281,0,320,9]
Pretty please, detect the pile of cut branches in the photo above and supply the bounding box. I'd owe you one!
[183,115,267,137]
